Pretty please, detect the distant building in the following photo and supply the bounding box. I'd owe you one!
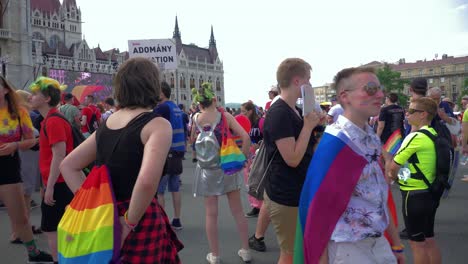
[313,83,335,103]
[361,54,468,101]
[0,0,224,107]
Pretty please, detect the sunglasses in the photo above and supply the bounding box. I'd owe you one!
[407,108,425,114]
[344,82,383,96]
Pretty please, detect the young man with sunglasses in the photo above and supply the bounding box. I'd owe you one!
[387,97,442,264]
[297,67,403,264]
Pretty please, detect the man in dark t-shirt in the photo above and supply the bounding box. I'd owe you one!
[377,93,405,143]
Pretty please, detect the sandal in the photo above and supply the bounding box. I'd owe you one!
[32,225,43,234]
[10,238,22,244]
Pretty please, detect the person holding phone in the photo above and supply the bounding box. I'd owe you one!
[262,58,323,264]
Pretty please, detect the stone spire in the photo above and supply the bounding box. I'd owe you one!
[209,25,218,62]
[173,16,182,54]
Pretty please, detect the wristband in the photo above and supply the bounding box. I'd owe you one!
[124,211,138,230]
[391,244,404,253]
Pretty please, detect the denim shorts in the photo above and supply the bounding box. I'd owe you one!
[158,174,181,194]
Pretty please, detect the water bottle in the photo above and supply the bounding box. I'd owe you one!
[460,154,468,166]
[397,167,411,182]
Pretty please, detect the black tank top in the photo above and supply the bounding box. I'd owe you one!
[95,112,157,201]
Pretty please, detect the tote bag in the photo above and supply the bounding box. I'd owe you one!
[219,110,246,175]
[247,141,276,200]
[58,165,121,263]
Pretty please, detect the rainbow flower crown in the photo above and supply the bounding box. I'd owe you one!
[29,77,67,93]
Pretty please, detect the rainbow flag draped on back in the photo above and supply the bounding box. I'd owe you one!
[58,165,121,264]
[383,129,403,155]
[294,127,368,264]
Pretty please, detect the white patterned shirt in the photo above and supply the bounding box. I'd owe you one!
[330,115,389,242]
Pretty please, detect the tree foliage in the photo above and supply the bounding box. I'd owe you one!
[376,63,410,107]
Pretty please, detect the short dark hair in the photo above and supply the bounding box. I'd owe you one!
[161,81,171,99]
[86,94,95,103]
[387,93,398,103]
[113,57,160,109]
[410,77,427,96]
[64,92,74,101]
[104,97,115,106]
[333,67,376,95]
[41,85,61,107]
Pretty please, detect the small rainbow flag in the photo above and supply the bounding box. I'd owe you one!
[383,130,403,155]
[58,165,120,264]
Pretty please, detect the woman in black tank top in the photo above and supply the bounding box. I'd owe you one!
[60,58,183,263]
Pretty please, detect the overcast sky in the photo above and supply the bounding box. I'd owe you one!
[76,0,468,106]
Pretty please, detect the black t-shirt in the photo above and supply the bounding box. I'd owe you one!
[378,104,405,143]
[263,99,316,207]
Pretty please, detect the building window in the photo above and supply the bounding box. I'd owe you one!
[170,73,175,88]
[407,70,411,77]
[216,78,221,91]
[441,67,445,74]
[180,75,185,89]
[419,69,423,76]
[49,35,60,49]
[190,75,195,88]
[429,78,433,84]
[199,76,203,88]
[429,69,433,75]
[441,77,445,83]
[452,85,457,93]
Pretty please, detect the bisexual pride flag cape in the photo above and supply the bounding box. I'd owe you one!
[58,165,121,264]
[294,125,368,264]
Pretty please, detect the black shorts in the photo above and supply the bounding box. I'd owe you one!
[401,190,439,242]
[41,182,74,232]
[0,152,22,185]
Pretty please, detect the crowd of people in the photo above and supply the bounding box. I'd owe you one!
[0,56,465,264]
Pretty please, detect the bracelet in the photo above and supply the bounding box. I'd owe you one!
[391,244,404,253]
[123,211,138,230]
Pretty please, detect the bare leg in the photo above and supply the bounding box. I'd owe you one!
[409,240,430,264]
[157,194,165,209]
[255,202,271,239]
[426,238,442,264]
[0,184,34,243]
[45,232,58,261]
[172,191,181,219]
[205,196,219,256]
[226,190,249,250]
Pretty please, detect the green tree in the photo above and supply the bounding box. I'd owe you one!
[456,78,468,108]
[376,63,410,107]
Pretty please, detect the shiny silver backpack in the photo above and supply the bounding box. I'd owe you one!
[194,112,221,169]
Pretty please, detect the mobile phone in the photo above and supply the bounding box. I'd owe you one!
[301,84,316,116]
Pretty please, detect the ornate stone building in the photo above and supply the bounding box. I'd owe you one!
[0,0,225,108]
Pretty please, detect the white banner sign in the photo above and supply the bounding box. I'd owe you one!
[128,39,177,70]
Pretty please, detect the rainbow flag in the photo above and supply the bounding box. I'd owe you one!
[294,127,368,264]
[383,130,403,155]
[58,166,121,264]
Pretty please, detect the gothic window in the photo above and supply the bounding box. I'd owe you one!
[170,73,175,88]
[32,32,44,40]
[216,78,221,91]
[190,75,195,88]
[49,35,60,49]
[0,2,3,28]
[180,74,185,89]
[199,75,203,87]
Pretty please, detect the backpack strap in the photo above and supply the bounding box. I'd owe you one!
[43,113,72,138]
[410,129,436,189]
[194,112,221,133]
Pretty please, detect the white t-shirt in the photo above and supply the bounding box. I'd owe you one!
[328,104,344,123]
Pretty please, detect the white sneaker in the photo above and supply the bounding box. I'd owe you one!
[238,248,252,263]
[206,253,220,264]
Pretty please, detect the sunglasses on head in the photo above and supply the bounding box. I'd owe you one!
[407,108,425,114]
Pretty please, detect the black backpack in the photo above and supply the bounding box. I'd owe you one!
[43,113,94,174]
[87,110,99,134]
[431,118,453,147]
[412,129,453,200]
[44,113,85,149]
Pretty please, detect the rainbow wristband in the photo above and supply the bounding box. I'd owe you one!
[391,244,404,253]
[124,211,138,230]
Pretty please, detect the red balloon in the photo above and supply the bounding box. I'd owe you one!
[235,114,251,133]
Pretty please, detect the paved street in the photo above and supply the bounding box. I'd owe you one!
[1,159,467,263]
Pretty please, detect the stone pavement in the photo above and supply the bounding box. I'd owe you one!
[1,159,467,263]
